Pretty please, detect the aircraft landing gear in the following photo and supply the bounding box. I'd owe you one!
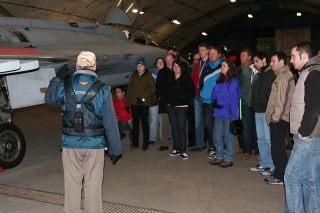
[0,123,26,169]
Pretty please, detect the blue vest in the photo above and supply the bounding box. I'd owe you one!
[62,79,105,137]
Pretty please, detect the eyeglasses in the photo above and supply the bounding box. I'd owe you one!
[291,53,300,59]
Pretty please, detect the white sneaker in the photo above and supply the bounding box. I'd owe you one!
[261,168,274,176]
[264,178,284,185]
[250,164,265,172]
[180,153,188,160]
[169,150,180,156]
[206,152,216,160]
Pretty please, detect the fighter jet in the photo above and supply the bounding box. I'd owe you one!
[0,0,166,169]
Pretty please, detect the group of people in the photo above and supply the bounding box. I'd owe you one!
[235,49,295,186]
[115,41,320,212]
[116,50,195,159]
[44,40,320,213]
[112,45,240,166]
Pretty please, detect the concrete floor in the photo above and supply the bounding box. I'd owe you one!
[0,105,286,213]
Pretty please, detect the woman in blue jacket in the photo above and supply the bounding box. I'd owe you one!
[209,58,240,168]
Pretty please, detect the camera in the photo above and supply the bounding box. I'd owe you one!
[74,111,84,132]
[136,97,145,105]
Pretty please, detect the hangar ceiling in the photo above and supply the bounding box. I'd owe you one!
[1,0,320,54]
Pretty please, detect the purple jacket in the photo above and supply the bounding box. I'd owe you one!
[211,77,240,120]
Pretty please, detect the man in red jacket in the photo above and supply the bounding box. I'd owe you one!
[113,86,132,142]
[190,43,209,152]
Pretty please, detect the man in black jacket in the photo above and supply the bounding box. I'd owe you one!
[249,51,276,174]
[156,53,176,151]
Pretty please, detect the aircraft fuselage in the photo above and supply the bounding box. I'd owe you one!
[0,17,166,86]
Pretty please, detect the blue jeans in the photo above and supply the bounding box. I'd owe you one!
[149,105,160,141]
[242,105,258,155]
[167,106,188,153]
[255,112,274,169]
[118,120,132,141]
[284,135,320,213]
[194,96,204,147]
[213,118,234,161]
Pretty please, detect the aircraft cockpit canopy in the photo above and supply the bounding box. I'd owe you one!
[130,31,159,47]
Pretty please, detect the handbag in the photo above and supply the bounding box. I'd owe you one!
[229,94,243,135]
[229,119,243,135]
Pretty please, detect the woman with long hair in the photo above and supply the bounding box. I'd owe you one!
[164,59,195,159]
[209,58,240,168]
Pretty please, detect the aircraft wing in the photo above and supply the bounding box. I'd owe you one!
[0,57,55,109]
[0,59,39,74]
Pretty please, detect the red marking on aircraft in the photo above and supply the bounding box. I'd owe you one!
[9,26,16,31]
[0,47,39,55]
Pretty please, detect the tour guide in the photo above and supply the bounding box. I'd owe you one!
[45,51,122,213]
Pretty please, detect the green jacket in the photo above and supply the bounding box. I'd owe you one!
[125,70,156,107]
[240,66,258,106]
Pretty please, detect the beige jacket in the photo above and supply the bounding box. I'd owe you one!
[290,56,320,136]
[266,65,295,124]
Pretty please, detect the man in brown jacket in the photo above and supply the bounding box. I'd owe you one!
[265,51,295,185]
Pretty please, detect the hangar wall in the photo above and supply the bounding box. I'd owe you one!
[181,15,320,61]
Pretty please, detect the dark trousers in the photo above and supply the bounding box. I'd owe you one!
[202,103,215,149]
[242,104,259,155]
[237,133,244,149]
[131,105,149,147]
[270,120,289,181]
[187,106,195,146]
[118,120,132,141]
[167,105,188,153]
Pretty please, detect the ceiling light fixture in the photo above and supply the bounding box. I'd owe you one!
[297,12,301,16]
[230,0,236,2]
[202,32,207,36]
[173,20,180,25]
[169,18,181,25]
[117,0,122,7]
[169,19,181,25]
[132,9,144,14]
[248,14,253,18]
[125,3,133,13]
